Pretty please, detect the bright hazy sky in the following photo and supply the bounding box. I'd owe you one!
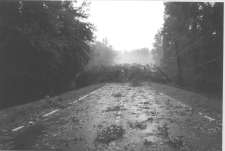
[88,1,164,51]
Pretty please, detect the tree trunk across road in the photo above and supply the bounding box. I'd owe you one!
[0,83,222,151]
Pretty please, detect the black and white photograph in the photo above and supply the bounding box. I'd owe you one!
[0,0,223,150]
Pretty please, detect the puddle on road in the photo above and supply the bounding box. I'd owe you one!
[104,105,126,112]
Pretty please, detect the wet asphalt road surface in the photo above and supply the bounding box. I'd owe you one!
[1,83,222,150]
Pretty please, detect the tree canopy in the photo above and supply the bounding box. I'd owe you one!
[0,1,94,107]
[158,2,223,93]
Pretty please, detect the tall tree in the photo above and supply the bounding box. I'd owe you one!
[0,1,93,107]
[151,30,163,66]
[161,2,223,92]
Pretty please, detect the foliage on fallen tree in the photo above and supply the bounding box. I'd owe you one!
[76,64,169,88]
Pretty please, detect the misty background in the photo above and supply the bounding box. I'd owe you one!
[0,1,222,109]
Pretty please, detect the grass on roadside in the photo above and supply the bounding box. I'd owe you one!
[0,83,104,130]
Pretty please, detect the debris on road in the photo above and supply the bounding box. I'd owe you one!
[128,121,147,130]
[1,83,222,150]
[112,92,123,97]
[96,124,125,144]
[104,105,126,112]
[203,115,215,122]
[199,112,215,122]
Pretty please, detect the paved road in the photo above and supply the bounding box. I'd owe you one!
[2,83,222,150]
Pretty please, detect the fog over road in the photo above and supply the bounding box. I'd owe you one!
[1,83,222,151]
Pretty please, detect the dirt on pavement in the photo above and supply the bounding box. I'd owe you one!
[0,83,222,151]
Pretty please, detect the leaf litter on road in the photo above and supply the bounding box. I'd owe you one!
[95,124,125,144]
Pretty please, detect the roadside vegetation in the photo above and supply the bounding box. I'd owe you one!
[0,1,222,110]
[0,83,103,131]
[152,2,223,97]
[0,1,93,108]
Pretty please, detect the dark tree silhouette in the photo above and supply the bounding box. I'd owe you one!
[160,2,223,94]
[151,30,163,66]
[0,1,93,108]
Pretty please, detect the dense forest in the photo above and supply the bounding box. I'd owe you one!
[0,2,222,150]
[0,1,93,108]
[152,2,223,96]
[0,1,223,108]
